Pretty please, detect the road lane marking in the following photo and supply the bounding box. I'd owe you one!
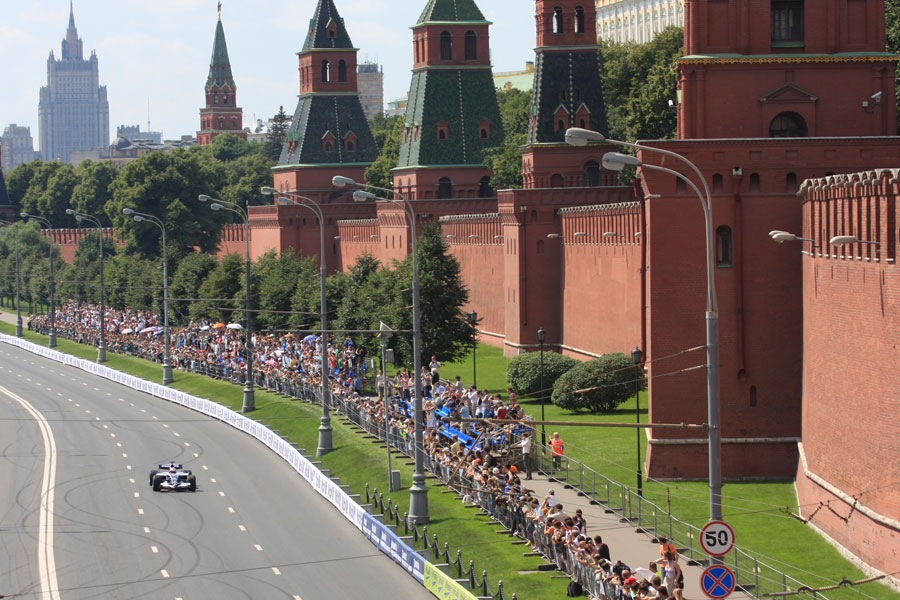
[151,546,158,553]
[0,384,61,600]
[161,569,170,578]
[272,567,281,575]
[255,544,263,551]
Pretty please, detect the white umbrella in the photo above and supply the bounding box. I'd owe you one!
[634,568,656,582]
[226,322,243,330]
[121,328,134,334]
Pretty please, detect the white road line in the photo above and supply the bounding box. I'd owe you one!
[219,491,225,497]
[238,525,246,532]
[0,384,61,600]
[161,569,170,578]
[272,567,281,575]
[138,508,145,515]
[144,527,151,533]
[254,544,263,551]
[227,507,235,513]
[151,546,158,553]
[134,492,140,498]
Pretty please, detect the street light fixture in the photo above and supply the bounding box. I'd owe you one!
[261,186,332,455]
[0,220,23,337]
[378,321,395,491]
[332,174,429,524]
[66,209,107,362]
[568,127,722,522]
[468,310,478,387]
[198,194,255,413]
[632,346,644,497]
[123,208,173,385]
[537,327,546,448]
[21,212,56,348]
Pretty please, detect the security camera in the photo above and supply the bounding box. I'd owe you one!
[871,91,882,103]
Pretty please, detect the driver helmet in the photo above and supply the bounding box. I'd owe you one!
[169,465,177,472]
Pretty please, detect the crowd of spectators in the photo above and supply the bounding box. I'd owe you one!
[25,300,685,599]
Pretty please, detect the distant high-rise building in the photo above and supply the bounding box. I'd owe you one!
[596,0,684,43]
[1,124,37,171]
[38,2,109,163]
[357,61,384,119]
[198,4,246,145]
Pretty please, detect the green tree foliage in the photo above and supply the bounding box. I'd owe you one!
[58,231,117,305]
[551,352,644,413]
[170,252,218,325]
[365,115,403,191]
[102,253,158,313]
[206,133,257,162]
[253,248,315,332]
[108,150,226,258]
[600,27,683,143]
[71,160,120,223]
[484,87,531,190]
[264,106,290,163]
[6,161,41,214]
[192,253,245,324]
[290,256,332,332]
[506,351,579,397]
[18,161,78,225]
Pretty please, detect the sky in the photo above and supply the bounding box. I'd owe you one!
[1,0,537,149]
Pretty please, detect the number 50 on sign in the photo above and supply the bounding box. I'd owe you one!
[700,520,735,556]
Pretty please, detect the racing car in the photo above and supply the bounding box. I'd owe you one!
[149,463,197,492]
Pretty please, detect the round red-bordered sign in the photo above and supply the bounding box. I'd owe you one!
[700,520,735,556]
[701,564,736,599]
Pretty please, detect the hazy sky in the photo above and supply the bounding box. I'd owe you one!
[2,0,537,147]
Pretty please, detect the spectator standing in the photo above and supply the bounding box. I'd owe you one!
[549,431,565,469]
[429,355,441,383]
[516,431,533,479]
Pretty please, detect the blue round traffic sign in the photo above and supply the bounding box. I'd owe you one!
[701,564,736,599]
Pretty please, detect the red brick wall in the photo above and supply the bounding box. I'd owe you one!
[796,170,899,577]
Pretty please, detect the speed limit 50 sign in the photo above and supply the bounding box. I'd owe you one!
[700,520,735,556]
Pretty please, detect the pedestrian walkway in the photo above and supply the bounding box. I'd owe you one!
[514,465,710,599]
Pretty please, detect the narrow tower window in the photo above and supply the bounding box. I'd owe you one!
[772,0,803,45]
[338,60,348,83]
[584,161,600,187]
[321,60,331,83]
[440,31,453,60]
[716,226,733,267]
[438,177,453,199]
[465,31,477,60]
[553,7,565,34]
[575,6,586,33]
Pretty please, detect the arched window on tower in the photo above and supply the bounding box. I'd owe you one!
[550,173,565,188]
[553,6,565,34]
[584,161,600,187]
[575,6,586,33]
[338,60,348,82]
[465,31,477,60]
[769,112,807,137]
[438,177,453,199]
[479,176,493,198]
[223,93,229,105]
[440,31,453,60]
[716,226,733,267]
[321,60,331,83]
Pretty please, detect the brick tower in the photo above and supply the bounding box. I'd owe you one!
[197,4,246,146]
[679,0,896,138]
[271,0,378,198]
[522,0,615,189]
[392,0,504,200]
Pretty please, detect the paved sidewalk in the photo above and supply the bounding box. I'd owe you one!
[514,464,709,599]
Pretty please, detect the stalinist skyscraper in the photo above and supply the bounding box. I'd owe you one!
[39,2,109,163]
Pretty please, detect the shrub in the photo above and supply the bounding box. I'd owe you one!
[551,353,644,413]
[506,351,578,398]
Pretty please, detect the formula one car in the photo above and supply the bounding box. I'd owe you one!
[149,463,197,492]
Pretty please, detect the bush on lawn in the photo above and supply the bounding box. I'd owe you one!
[506,351,578,398]
[551,353,644,413]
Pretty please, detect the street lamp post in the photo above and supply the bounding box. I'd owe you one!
[0,220,23,337]
[537,327,546,448]
[468,310,478,388]
[568,126,721,521]
[123,209,173,384]
[632,346,644,497]
[261,187,332,454]
[21,212,56,348]
[66,209,107,362]
[332,175,429,524]
[198,195,255,413]
[378,321,395,490]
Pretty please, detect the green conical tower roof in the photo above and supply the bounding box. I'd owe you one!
[302,0,355,51]
[416,0,487,24]
[206,14,235,89]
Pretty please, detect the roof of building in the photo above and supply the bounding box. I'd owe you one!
[416,0,488,25]
[206,15,236,89]
[303,0,355,51]
[280,95,378,166]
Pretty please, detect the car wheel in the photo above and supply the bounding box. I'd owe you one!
[149,470,156,486]
[188,475,197,492]
[152,474,164,492]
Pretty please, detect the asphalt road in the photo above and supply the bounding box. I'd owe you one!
[0,342,432,600]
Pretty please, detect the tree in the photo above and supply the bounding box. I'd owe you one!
[506,351,579,397]
[253,248,313,332]
[18,161,78,226]
[104,253,159,313]
[58,231,117,305]
[365,115,403,191]
[264,106,290,163]
[551,353,643,413]
[108,149,226,258]
[71,160,120,223]
[484,87,531,190]
[170,252,218,325]
[191,253,244,323]
[205,133,256,162]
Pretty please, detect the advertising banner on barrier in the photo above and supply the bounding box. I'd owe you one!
[361,513,425,583]
[423,562,478,600]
